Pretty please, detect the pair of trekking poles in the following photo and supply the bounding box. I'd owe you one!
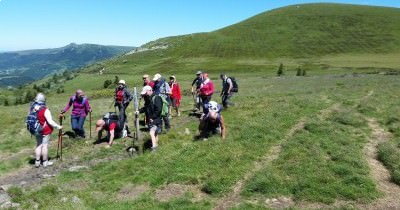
[56,112,92,161]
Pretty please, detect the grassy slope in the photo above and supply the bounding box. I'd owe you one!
[1,3,400,209]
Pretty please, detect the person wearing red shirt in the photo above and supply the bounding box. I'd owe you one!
[95,111,127,148]
[198,73,214,114]
[169,75,181,117]
[142,74,155,88]
[32,93,62,167]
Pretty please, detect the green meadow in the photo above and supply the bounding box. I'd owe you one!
[1,3,400,210]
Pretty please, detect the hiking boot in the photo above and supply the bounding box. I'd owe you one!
[35,160,41,168]
[43,160,53,167]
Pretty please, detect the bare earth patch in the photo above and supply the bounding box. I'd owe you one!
[154,183,207,202]
[117,183,150,201]
[357,118,400,210]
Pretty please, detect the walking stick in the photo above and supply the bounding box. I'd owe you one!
[133,87,141,155]
[57,115,64,161]
[89,111,92,138]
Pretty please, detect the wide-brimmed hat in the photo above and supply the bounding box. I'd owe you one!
[118,80,126,85]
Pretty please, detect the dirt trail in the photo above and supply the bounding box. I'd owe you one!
[213,120,305,210]
[357,118,400,210]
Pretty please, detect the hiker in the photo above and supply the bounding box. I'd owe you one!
[198,101,225,140]
[137,85,163,152]
[31,93,63,167]
[169,75,181,117]
[220,74,236,108]
[191,71,203,111]
[142,74,155,88]
[114,79,133,133]
[199,73,214,114]
[60,89,92,138]
[95,111,127,148]
[153,73,171,131]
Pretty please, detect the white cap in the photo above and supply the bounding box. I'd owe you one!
[153,73,161,81]
[141,85,153,95]
[208,101,219,112]
[118,80,126,85]
[35,93,46,103]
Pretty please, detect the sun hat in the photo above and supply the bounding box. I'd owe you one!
[153,73,161,81]
[141,85,153,95]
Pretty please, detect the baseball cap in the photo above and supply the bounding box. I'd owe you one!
[196,71,202,75]
[153,73,161,81]
[141,85,153,95]
[118,80,126,85]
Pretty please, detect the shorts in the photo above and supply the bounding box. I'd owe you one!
[36,134,51,146]
[150,124,162,135]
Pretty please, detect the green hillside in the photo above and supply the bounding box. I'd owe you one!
[144,3,400,58]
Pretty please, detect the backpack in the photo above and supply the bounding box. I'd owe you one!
[152,95,169,117]
[229,77,238,92]
[103,112,122,130]
[72,96,85,105]
[26,106,45,135]
[103,112,119,122]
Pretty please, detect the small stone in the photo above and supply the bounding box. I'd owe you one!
[11,202,21,208]
[184,128,191,135]
[72,196,81,203]
[0,191,11,204]
[0,201,12,208]
[61,197,68,202]
[68,166,88,172]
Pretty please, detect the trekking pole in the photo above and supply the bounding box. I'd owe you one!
[57,115,64,161]
[133,87,141,155]
[89,111,92,138]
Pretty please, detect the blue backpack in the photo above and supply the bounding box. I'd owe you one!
[26,105,45,135]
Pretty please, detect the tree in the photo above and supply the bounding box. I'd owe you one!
[114,76,120,85]
[104,79,113,88]
[24,90,35,103]
[302,69,307,76]
[4,99,9,106]
[277,63,284,76]
[296,66,302,76]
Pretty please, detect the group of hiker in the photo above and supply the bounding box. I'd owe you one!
[27,71,237,167]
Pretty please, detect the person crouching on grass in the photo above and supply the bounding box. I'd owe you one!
[198,101,226,140]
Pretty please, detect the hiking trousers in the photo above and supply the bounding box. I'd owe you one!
[71,115,86,137]
[222,93,234,108]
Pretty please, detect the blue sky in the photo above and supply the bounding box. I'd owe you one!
[0,0,399,51]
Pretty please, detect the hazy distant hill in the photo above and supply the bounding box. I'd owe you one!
[0,43,135,87]
[143,3,400,59]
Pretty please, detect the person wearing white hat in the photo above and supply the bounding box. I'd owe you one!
[137,85,163,152]
[114,79,133,134]
[152,73,172,132]
[198,101,225,140]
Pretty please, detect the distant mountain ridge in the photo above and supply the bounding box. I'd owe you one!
[0,43,135,87]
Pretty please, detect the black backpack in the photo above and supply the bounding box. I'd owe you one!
[229,77,238,92]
